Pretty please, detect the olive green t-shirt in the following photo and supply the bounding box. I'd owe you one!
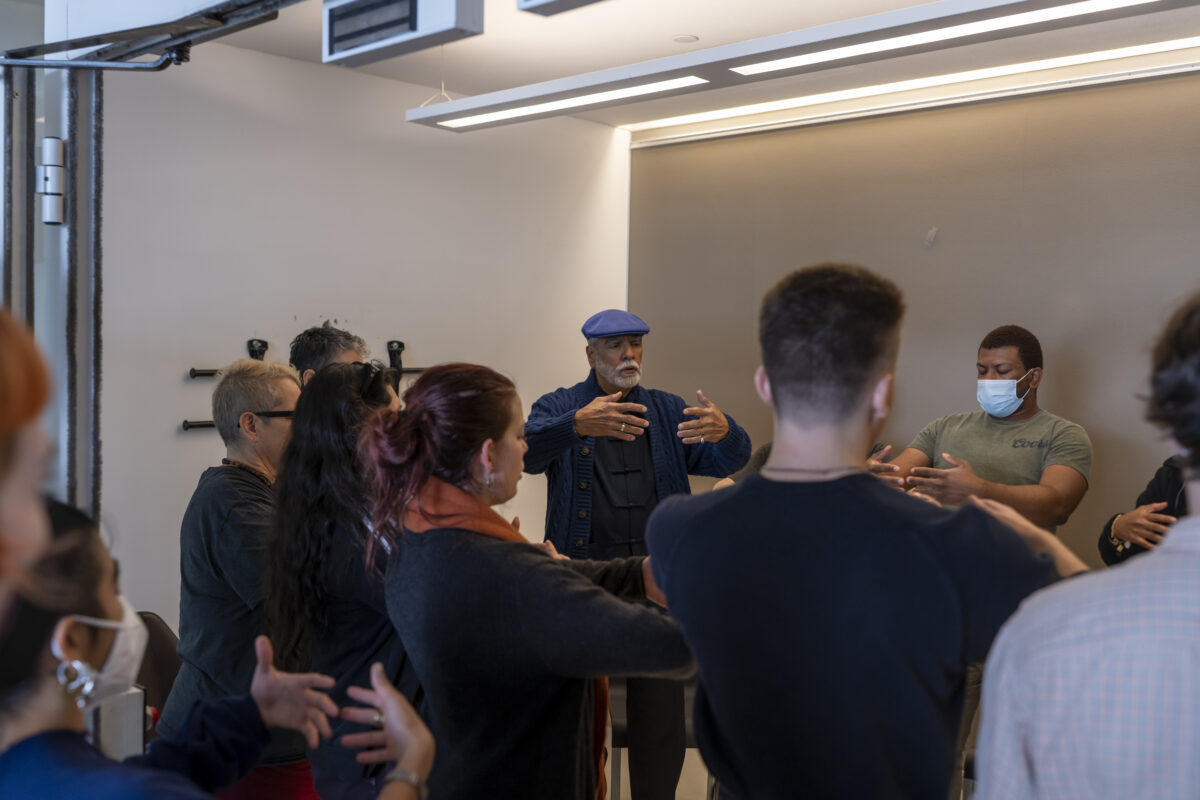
[908,408,1092,499]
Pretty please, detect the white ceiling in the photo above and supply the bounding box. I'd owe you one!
[224,0,916,94]
[223,0,1200,128]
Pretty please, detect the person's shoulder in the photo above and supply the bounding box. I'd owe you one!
[532,375,593,403]
[193,465,269,501]
[0,733,189,800]
[1036,408,1089,436]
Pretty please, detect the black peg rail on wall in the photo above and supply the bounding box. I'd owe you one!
[182,338,426,432]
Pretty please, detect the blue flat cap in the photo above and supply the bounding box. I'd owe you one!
[581,309,650,339]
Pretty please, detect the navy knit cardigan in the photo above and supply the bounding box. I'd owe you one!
[525,371,751,558]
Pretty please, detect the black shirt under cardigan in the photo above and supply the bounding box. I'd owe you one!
[384,528,694,800]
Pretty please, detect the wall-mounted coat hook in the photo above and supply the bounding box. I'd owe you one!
[387,340,427,374]
[189,368,218,379]
[247,339,268,360]
[181,420,215,431]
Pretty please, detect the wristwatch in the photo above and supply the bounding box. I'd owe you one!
[383,766,428,799]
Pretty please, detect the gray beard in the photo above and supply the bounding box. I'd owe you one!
[597,362,641,390]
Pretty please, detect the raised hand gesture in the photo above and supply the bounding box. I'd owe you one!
[573,392,649,441]
[677,390,729,445]
[249,636,338,749]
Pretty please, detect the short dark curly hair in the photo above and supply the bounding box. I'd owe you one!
[289,322,368,376]
[1148,291,1200,469]
[759,263,905,423]
[979,325,1043,371]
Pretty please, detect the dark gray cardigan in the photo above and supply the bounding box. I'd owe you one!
[385,528,694,800]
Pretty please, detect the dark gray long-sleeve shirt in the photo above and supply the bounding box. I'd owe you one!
[385,528,694,800]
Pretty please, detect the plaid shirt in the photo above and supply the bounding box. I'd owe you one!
[976,514,1200,799]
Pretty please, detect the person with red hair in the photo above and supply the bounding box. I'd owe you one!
[0,309,54,692]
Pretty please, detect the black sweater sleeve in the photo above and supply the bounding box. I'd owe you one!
[516,556,694,680]
[1098,459,1185,566]
[562,556,647,601]
[130,695,267,793]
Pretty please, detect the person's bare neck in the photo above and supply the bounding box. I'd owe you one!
[0,678,83,753]
[763,414,873,482]
[225,447,274,483]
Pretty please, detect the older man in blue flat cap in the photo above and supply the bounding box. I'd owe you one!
[525,308,750,800]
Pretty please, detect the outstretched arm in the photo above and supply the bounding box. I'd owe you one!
[908,457,1087,528]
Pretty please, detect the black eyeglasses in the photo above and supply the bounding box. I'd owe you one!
[252,410,294,419]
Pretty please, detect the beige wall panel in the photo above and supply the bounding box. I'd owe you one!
[630,73,1200,566]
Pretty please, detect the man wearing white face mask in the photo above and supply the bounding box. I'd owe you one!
[0,500,339,799]
[874,324,1092,532]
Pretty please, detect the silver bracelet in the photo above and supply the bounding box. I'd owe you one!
[383,766,428,800]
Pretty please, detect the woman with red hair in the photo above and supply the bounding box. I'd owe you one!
[0,309,54,687]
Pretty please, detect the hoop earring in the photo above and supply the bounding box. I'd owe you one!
[57,659,96,710]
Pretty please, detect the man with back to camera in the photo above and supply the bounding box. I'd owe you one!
[872,324,1092,530]
[975,292,1200,800]
[289,321,369,386]
[645,264,1088,800]
[524,309,750,800]
[160,359,315,799]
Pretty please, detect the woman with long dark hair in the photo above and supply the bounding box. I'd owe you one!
[266,361,423,800]
[360,362,693,800]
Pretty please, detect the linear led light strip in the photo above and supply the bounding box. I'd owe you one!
[626,35,1200,132]
[438,76,708,128]
[733,0,1162,76]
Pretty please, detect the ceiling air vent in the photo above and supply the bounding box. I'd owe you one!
[323,0,482,66]
[517,0,609,15]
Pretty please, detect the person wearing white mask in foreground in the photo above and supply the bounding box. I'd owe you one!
[0,500,339,799]
[866,324,1092,799]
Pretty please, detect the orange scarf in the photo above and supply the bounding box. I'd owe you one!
[404,479,610,800]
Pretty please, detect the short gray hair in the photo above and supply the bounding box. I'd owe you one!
[212,359,300,446]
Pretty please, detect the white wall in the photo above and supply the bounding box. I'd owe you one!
[43,0,242,47]
[99,42,630,628]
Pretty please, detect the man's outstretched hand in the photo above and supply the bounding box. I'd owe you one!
[250,635,338,749]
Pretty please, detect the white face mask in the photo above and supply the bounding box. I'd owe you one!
[51,595,148,710]
[977,369,1033,418]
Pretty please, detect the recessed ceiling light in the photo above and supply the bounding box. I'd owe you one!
[731,0,1161,75]
[674,34,700,44]
[437,76,710,128]
[628,35,1200,131]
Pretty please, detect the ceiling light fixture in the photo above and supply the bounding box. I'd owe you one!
[407,0,1200,131]
[732,0,1160,75]
[437,76,709,128]
[627,35,1200,132]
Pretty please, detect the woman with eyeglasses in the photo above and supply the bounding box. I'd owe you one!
[359,363,694,800]
[265,361,426,800]
[0,499,339,799]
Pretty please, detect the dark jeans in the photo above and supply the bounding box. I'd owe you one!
[626,676,686,800]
